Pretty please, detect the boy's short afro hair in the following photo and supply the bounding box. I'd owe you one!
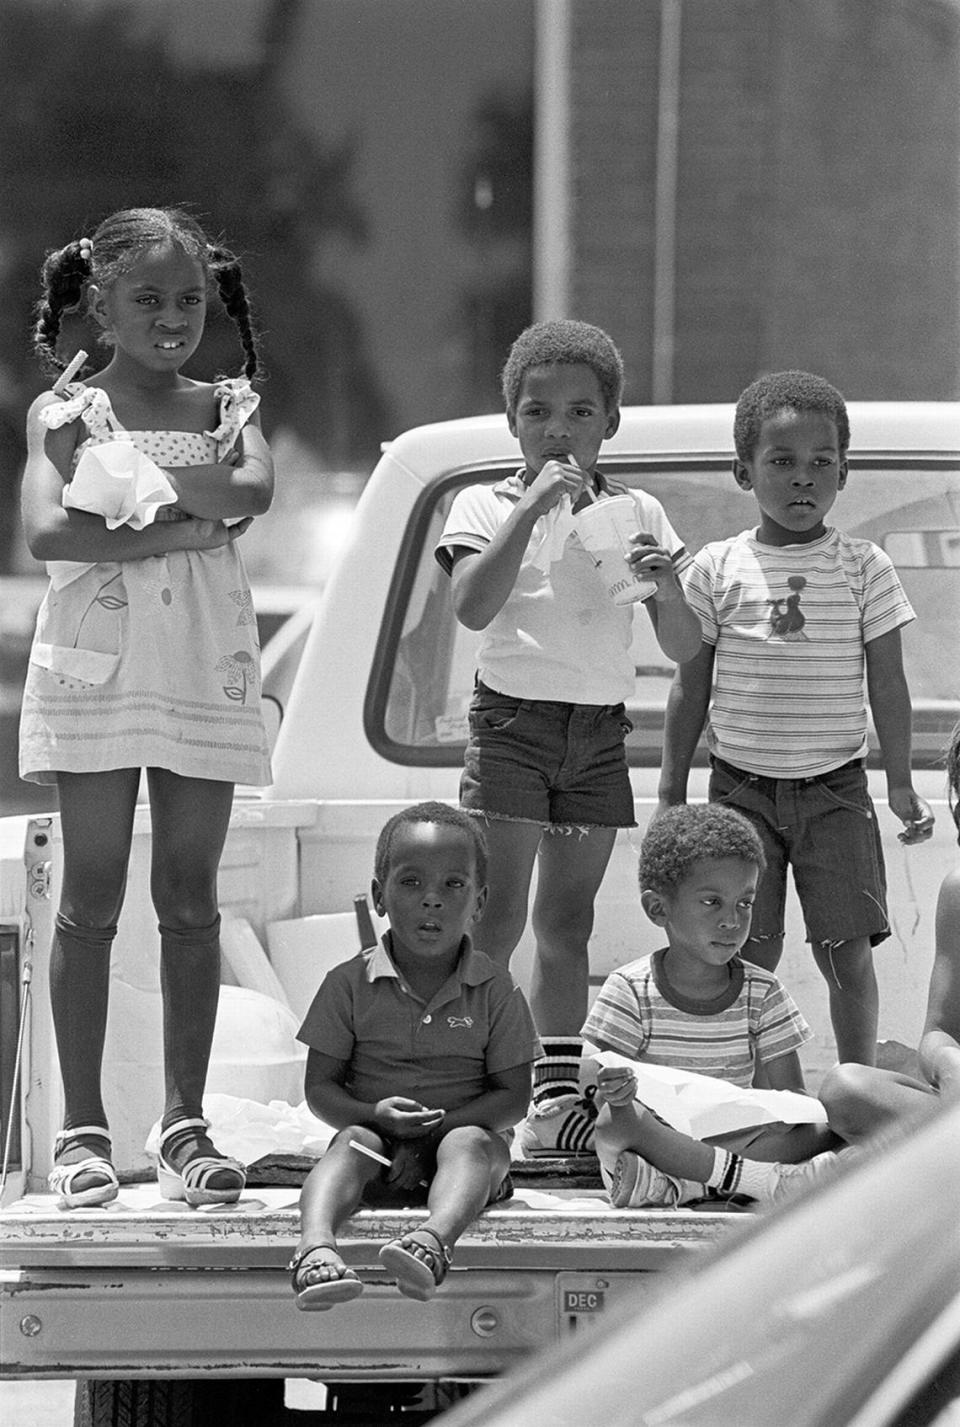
[501,319,624,418]
[734,370,850,461]
[374,801,488,886]
[639,805,765,896]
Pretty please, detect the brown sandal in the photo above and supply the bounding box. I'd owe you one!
[378,1226,452,1301]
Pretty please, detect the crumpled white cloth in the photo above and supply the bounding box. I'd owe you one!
[63,441,177,528]
[529,496,577,572]
[48,442,178,590]
[145,1093,335,1166]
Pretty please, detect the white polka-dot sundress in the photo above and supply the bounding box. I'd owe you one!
[19,379,272,787]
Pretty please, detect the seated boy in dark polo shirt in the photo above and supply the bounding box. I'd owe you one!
[289,802,541,1309]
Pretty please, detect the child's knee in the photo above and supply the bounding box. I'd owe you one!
[440,1124,498,1161]
[819,1061,873,1123]
[813,937,875,987]
[532,897,594,952]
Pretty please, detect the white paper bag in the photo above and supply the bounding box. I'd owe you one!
[593,1050,827,1138]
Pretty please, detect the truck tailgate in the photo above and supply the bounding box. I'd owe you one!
[1,1185,737,1380]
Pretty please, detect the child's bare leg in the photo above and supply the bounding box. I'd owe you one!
[706,1121,841,1163]
[819,1062,933,1142]
[471,819,541,965]
[529,825,617,1034]
[380,1127,509,1294]
[595,1101,714,1183]
[596,1102,844,1206]
[295,1127,381,1283]
[812,935,878,1066]
[54,771,139,1130]
[421,1126,510,1247]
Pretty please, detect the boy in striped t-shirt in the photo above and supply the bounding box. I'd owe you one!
[582,805,845,1208]
[659,371,934,1067]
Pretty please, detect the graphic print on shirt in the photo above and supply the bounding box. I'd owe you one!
[767,574,808,641]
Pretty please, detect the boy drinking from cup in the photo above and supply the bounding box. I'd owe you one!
[435,320,701,1155]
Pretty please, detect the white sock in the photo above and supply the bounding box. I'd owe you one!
[532,1037,584,1107]
[706,1147,777,1202]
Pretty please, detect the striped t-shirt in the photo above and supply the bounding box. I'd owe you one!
[683,528,914,777]
[581,950,811,1087]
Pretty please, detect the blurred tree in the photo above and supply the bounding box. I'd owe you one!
[0,0,390,535]
[455,90,533,411]
[458,91,533,240]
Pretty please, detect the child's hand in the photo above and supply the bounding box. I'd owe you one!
[595,1064,638,1108]
[889,788,935,844]
[627,532,681,597]
[374,1096,445,1139]
[525,458,587,514]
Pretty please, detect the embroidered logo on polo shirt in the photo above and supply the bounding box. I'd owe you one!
[447,1016,474,1029]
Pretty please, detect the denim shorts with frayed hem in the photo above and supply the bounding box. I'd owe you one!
[460,680,636,828]
[708,755,889,949]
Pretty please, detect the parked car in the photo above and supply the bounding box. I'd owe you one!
[435,1093,960,1427]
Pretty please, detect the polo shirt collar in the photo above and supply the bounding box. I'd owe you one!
[367,932,497,988]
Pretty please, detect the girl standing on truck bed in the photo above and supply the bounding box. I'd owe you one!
[19,206,274,1209]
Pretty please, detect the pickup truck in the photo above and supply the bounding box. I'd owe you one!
[1,400,957,1425]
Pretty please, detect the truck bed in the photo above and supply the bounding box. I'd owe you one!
[1,1162,740,1382]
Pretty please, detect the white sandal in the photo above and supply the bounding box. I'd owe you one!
[48,1126,119,1209]
[156,1117,245,1206]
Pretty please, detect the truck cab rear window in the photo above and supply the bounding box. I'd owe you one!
[367,460,960,769]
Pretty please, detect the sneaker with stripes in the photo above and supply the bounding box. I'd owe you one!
[518,1090,598,1157]
[607,1150,684,1208]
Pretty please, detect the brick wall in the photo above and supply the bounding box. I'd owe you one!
[567,0,960,401]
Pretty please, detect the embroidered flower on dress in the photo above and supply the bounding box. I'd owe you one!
[228,588,256,628]
[216,649,259,704]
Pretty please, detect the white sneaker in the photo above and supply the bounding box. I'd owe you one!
[768,1149,845,1205]
[608,1150,683,1208]
[518,1093,597,1157]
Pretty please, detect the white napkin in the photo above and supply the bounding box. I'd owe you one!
[529,496,577,572]
[63,441,177,529]
[48,443,179,590]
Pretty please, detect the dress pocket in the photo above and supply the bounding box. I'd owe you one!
[31,643,120,688]
[34,566,128,688]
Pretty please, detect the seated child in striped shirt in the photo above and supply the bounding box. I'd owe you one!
[658,371,934,1067]
[582,805,846,1208]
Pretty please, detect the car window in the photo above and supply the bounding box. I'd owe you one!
[368,460,960,767]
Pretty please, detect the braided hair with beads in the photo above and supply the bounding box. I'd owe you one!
[32,207,263,382]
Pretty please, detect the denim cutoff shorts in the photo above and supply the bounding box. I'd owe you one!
[461,680,636,828]
[708,755,889,949]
